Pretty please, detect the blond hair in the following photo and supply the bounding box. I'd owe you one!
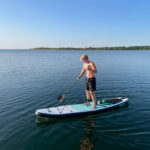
[80,54,88,61]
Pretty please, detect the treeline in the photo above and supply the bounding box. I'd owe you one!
[31,46,150,50]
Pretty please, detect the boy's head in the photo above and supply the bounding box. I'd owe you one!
[80,54,89,63]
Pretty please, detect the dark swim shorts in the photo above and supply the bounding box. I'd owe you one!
[85,77,96,91]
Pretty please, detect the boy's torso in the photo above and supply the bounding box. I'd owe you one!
[83,61,95,78]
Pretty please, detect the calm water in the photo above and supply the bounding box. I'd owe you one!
[0,49,150,150]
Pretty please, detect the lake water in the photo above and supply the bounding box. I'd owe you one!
[0,49,150,150]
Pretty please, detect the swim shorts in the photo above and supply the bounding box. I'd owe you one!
[85,77,96,91]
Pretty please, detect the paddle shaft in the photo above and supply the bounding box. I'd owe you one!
[63,80,78,95]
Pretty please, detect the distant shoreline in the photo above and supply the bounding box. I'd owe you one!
[30,46,150,50]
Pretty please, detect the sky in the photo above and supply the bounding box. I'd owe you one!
[0,0,150,49]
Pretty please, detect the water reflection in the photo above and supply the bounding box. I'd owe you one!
[36,116,59,125]
[80,115,98,150]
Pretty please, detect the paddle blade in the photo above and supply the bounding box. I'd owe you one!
[57,95,64,102]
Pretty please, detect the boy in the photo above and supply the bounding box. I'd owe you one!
[77,54,97,109]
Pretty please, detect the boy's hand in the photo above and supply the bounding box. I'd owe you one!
[86,65,90,70]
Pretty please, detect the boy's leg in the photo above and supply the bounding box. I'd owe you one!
[90,91,96,109]
[85,90,90,105]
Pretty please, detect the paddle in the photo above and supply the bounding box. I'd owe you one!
[57,80,78,102]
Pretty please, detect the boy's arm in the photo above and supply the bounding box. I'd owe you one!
[77,66,86,80]
[89,63,97,73]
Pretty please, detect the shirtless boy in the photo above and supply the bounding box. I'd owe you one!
[77,54,97,109]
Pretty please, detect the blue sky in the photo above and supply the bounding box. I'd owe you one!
[0,0,150,49]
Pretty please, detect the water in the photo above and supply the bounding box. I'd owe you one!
[0,49,150,150]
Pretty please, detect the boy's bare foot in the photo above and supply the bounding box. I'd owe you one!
[84,102,90,106]
[92,105,96,109]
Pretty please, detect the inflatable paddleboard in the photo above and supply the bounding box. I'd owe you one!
[35,97,128,118]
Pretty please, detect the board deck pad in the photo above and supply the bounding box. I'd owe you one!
[70,102,107,111]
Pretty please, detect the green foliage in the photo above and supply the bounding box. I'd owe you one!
[31,46,150,50]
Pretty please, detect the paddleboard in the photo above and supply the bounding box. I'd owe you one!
[35,97,128,118]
